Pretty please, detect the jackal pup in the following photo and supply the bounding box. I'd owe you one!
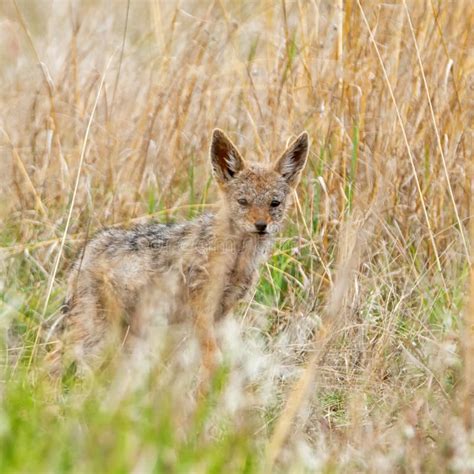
[52,129,309,378]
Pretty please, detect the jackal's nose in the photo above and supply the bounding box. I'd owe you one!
[255,221,267,233]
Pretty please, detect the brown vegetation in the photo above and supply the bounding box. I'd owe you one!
[0,0,472,471]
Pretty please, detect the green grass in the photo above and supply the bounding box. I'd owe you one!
[0,369,259,473]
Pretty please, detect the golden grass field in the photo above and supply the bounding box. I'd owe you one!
[0,0,473,472]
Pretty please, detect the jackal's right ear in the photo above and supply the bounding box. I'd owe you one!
[274,132,309,188]
[210,129,245,184]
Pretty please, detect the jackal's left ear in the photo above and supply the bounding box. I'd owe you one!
[210,129,245,184]
[274,132,309,187]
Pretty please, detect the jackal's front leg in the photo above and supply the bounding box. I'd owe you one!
[195,310,219,389]
[192,290,222,395]
[196,313,219,371]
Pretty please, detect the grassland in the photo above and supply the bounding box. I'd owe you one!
[0,0,473,472]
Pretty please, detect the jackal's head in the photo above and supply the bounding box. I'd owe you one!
[210,129,309,236]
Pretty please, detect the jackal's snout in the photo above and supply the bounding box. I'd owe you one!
[254,220,267,233]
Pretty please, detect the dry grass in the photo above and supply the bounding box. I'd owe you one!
[0,0,472,472]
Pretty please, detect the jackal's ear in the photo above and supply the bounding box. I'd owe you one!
[210,129,245,184]
[274,132,309,187]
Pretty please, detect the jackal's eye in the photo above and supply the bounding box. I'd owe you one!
[237,198,249,206]
[270,199,281,208]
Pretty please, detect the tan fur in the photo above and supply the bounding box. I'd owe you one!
[48,129,309,384]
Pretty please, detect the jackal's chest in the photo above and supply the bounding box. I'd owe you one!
[141,237,270,323]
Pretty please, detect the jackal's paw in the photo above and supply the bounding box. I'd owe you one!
[196,348,223,397]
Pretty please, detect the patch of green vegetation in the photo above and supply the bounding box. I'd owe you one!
[255,238,304,308]
[0,365,260,474]
[319,389,347,427]
[146,185,161,215]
